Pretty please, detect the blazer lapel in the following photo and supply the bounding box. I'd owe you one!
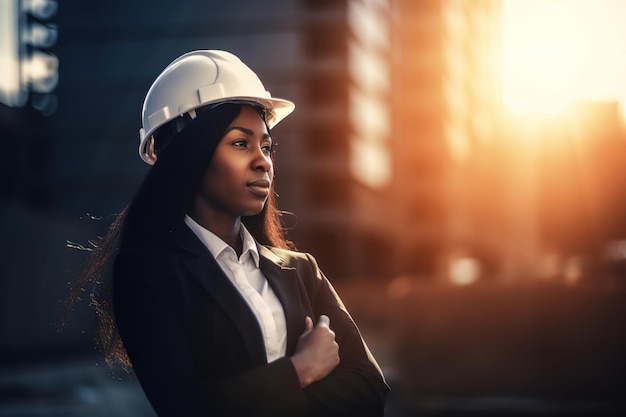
[170,221,267,366]
[258,246,309,355]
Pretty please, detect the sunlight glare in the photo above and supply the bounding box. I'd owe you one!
[501,0,626,118]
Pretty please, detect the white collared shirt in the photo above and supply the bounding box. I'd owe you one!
[184,215,287,363]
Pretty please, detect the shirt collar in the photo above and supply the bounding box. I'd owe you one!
[184,214,260,267]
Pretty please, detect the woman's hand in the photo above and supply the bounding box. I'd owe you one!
[290,315,340,388]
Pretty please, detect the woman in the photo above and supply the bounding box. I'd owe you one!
[69,50,388,417]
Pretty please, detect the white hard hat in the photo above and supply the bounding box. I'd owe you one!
[138,50,295,164]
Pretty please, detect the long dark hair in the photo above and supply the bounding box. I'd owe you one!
[65,103,293,369]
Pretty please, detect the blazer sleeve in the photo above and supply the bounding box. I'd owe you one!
[113,249,310,417]
[299,253,390,417]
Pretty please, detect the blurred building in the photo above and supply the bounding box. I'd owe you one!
[287,0,393,279]
[390,0,502,281]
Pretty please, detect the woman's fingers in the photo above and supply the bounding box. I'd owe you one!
[292,313,340,387]
[304,316,313,333]
[317,314,330,328]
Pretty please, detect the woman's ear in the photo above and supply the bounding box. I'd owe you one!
[147,136,158,164]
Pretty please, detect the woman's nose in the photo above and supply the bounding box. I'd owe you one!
[253,148,272,172]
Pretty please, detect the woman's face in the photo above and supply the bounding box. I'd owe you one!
[192,105,274,223]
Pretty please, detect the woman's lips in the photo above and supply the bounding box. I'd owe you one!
[247,179,271,197]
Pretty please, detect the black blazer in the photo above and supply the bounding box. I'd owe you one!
[113,221,389,417]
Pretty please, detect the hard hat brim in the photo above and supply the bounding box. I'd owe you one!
[138,97,295,165]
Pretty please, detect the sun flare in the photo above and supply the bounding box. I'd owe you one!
[501,0,626,117]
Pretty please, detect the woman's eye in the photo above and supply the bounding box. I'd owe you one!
[232,139,247,148]
[262,144,273,154]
